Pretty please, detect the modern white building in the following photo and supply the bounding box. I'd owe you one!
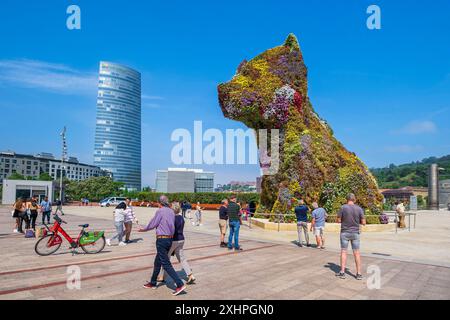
[155,168,215,193]
[2,179,54,205]
[0,151,109,184]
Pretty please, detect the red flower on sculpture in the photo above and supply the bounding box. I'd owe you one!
[294,91,302,113]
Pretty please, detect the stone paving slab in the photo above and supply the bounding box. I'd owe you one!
[0,208,450,300]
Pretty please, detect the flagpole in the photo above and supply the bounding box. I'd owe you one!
[59,127,67,204]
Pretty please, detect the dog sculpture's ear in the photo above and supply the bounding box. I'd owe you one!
[284,33,300,51]
[237,59,248,73]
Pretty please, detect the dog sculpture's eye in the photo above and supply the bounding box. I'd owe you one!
[240,63,260,80]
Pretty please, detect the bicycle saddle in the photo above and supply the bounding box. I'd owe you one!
[78,224,89,228]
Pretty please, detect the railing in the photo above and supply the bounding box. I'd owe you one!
[244,211,417,234]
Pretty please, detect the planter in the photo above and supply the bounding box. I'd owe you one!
[251,218,395,232]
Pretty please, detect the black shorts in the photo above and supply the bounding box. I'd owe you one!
[13,209,21,218]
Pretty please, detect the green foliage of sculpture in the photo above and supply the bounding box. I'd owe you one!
[218,34,383,215]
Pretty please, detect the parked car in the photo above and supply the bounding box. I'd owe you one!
[447,203,450,211]
[99,197,127,207]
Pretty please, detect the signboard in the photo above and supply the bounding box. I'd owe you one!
[409,195,418,211]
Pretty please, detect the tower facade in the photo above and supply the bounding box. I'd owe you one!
[94,62,141,190]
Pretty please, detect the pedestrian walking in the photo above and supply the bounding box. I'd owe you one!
[227,195,243,251]
[186,202,192,219]
[54,199,65,215]
[310,202,327,249]
[40,196,52,225]
[106,202,127,246]
[336,193,366,280]
[194,202,203,226]
[295,199,310,247]
[181,201,187,219]
[140,195,186,296]
[218,199,228,247]
[157,202,196,285]
[123,198,138,243]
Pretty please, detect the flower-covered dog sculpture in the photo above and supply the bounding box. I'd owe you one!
[218,34,383,215]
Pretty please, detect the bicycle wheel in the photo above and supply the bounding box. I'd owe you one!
[35,234,62,256]
[81,235,106,254]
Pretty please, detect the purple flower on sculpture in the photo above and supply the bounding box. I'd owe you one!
[240,90,257,107]
[224,102,240,117]
[263,85,295,126]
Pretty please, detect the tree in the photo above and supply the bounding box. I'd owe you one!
[38,172,54,181]
[8,173,25,180]
[65,176,124,202]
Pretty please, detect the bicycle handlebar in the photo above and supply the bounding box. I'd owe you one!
[53,215,67,224]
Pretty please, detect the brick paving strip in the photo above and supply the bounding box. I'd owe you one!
[0,243,279,296]
[0,239,251,276]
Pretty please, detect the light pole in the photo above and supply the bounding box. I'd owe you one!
[60,127,68,203]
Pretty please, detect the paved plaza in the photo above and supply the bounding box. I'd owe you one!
[0,206,449,300]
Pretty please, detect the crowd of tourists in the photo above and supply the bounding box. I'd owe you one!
[10,190,369,295]
[290,193,366,280]
[12,196,57,235]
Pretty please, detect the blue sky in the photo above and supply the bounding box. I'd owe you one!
[0,0,449,187]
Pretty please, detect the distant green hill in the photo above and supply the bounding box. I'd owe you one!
[370,155,450,189]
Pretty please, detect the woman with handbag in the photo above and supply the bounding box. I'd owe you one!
[12,198,25,233]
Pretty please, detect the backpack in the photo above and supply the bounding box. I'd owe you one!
[25,229,35,238]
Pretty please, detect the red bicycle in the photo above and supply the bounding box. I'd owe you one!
[35,215,106,256]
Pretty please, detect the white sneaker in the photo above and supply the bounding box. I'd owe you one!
[106,238,111,246]
[119,241,127,246]
[13,229,18,233]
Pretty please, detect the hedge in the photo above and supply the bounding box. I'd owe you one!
[254,214,383,224]
[134,192,260,204]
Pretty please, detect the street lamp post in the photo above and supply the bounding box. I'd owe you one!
[60,127,67,203]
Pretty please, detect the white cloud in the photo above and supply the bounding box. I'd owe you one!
[143,103,161,109]
[384,145,424,153]
[142,94,165,100]
[392,120,437,135]
[0,59,97,95]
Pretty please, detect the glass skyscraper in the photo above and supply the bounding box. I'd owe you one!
[94,61,141,191]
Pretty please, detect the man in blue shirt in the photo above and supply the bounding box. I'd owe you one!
[294,199,310,247]
[310,202,327,249]
[40,197,52,224]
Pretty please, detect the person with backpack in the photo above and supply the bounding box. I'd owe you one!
[40,197,52,225]
[106,202,127,246]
